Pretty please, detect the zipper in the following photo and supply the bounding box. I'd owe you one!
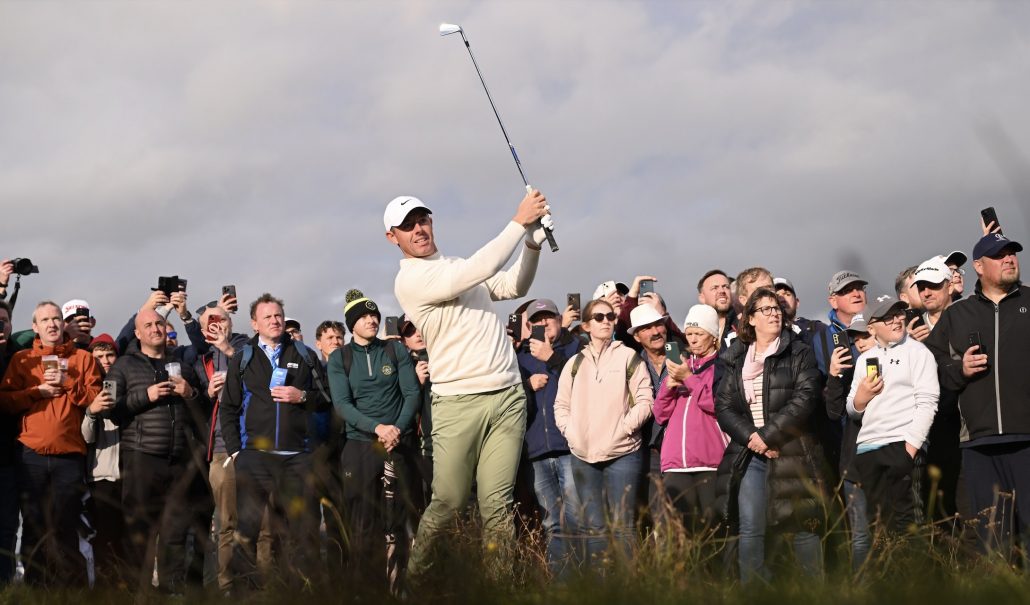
[365,345,373,376]
[993,302,1002,433]
[681,394,691,467]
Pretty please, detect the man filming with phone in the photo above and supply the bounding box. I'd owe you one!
[925,229,1030,556]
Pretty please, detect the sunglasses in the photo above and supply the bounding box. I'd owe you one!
[589,312,618,323]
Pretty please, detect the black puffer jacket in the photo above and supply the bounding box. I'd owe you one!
[109,341,204,460]
[714,330,829,531]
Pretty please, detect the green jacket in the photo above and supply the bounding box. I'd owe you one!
[326,338,420,442]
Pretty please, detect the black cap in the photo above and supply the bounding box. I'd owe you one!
[973,233,1022,260]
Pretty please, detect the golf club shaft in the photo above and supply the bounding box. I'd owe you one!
[459,33,559,253]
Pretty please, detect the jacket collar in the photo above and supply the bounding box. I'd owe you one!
[973,279,1022,303]
[31,334,77,357]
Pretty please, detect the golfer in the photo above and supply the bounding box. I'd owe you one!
[384,190,552,580]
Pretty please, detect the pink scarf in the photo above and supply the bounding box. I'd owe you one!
[742,337,779,405]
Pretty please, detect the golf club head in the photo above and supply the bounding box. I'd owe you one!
[439,23,463,36]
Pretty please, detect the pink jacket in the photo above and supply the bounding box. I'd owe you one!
[554,340,653,463]
[653,353,728,472]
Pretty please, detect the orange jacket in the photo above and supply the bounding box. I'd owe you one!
[0,336,101,455]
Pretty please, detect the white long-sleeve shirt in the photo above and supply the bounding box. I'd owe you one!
[394,220,538,396]
[846,334,940,450]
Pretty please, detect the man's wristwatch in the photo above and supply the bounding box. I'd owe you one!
[299,390,308,404]
[180,310,193,323]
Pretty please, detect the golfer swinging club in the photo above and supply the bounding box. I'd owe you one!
[384,190,552,580]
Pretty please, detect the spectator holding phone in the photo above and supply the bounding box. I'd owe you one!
[398,315,434,516]
[61,299,95,349]
[553,298,654,569]
[517,298,584,577]
[925,231,1030,555]
[616,276,685,350]
[220,293,331,590]
[846,295,939,536]
[653,304,727,530]
[943,250,969,301]
[715,288,826,583]
[0,301,102,587]
[107,308,203,592]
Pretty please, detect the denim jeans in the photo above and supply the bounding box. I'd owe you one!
[571,448,641,568]
[530,454,581,575]
[738,456,822,583]
[843,480,871,571]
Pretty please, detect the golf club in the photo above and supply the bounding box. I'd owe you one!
[440,22,559,252]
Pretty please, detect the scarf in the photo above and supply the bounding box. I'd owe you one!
[742,337,779,405]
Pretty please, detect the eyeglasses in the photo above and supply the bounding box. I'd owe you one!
[196,300,219,315]
[590,312,618,323]
[871,312,906,325]
[950,267,965,277]
[753,305,782,317]
[167,332,178,339]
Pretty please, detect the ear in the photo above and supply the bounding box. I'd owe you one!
[828,294,838,310]
[134,328,142,341]
[385,230,399,246]
[973,259,985,277]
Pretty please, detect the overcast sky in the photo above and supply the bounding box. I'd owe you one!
[2,1,1028,339]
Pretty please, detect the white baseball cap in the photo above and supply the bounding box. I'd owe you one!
[61,299,91,320]
[383,196,432,231]
[913,257,951,286]
[592,280,629,300]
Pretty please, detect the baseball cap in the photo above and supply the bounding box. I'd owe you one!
[943,250,968,268]
[846,314,869,334]
[527,298,560,321]
[828,271,867,295]
[973,233,1023,260]
[284,318,301,331]
[61,299,91,320]
[866,294,906,322]
[628,305,665,335]
[383,196,432,231]
[913,257,951,286]
[773,277,796,294]
[592,280,629,300]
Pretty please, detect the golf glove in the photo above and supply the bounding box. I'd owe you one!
[528,219,553,248]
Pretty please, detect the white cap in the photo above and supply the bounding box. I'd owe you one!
[61,299,91,319]
[628,305,665,334]
[913,256,952,285]
[682,304,720,340]
[592,280,629,300]
[383,196,432,231]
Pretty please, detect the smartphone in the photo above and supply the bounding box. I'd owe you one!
[384,316,400,337]
[904,307,925,329]
[507,313,522,342]
[269,368,288,389]
[981,206,1002,234]
[865,357,880,379]
[831,331,850,350]
[531,325,546,342]
[969,332,988,356]
[664,341,683,365]
[567,293,581,313]
[154,368,170,384]
[639,280,655,296]
[416,350,429,363]
[222,285,237,299]
[74,307,90,319]
[102,380,118,400]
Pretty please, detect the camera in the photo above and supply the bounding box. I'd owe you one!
[155,276,188,297]
[11,258,39,276]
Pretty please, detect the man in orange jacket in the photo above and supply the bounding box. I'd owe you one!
[0,300,103,587]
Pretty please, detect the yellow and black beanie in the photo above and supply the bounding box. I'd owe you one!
[344,289,381,331]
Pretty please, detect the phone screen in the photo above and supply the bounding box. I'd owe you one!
[531,325,546,342]
[865,358,880,379]
[639,280,655,296]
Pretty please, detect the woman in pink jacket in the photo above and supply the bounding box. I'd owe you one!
[554,299,653,568]
[653,304,728,530]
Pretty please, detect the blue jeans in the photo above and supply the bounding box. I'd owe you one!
[530,454,581,575]
[571,449,641,568]
[843,480,870,571]
[738,456,822,583]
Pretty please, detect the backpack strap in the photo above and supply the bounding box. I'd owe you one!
[569,352,585,383]
[293,340,331,404]
[342,345,353,376]
[626,355,643,407]
[385,340,399,367]
[238,344,254,379]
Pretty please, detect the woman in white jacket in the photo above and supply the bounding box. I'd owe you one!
[554,299,653,568]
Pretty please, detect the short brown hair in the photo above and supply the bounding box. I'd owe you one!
[697,269,728,293]
[249,293,285,320]
[895,266,918,298]
[31,301,61,324]
[737,287,783,345]
[315,320,346,340]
